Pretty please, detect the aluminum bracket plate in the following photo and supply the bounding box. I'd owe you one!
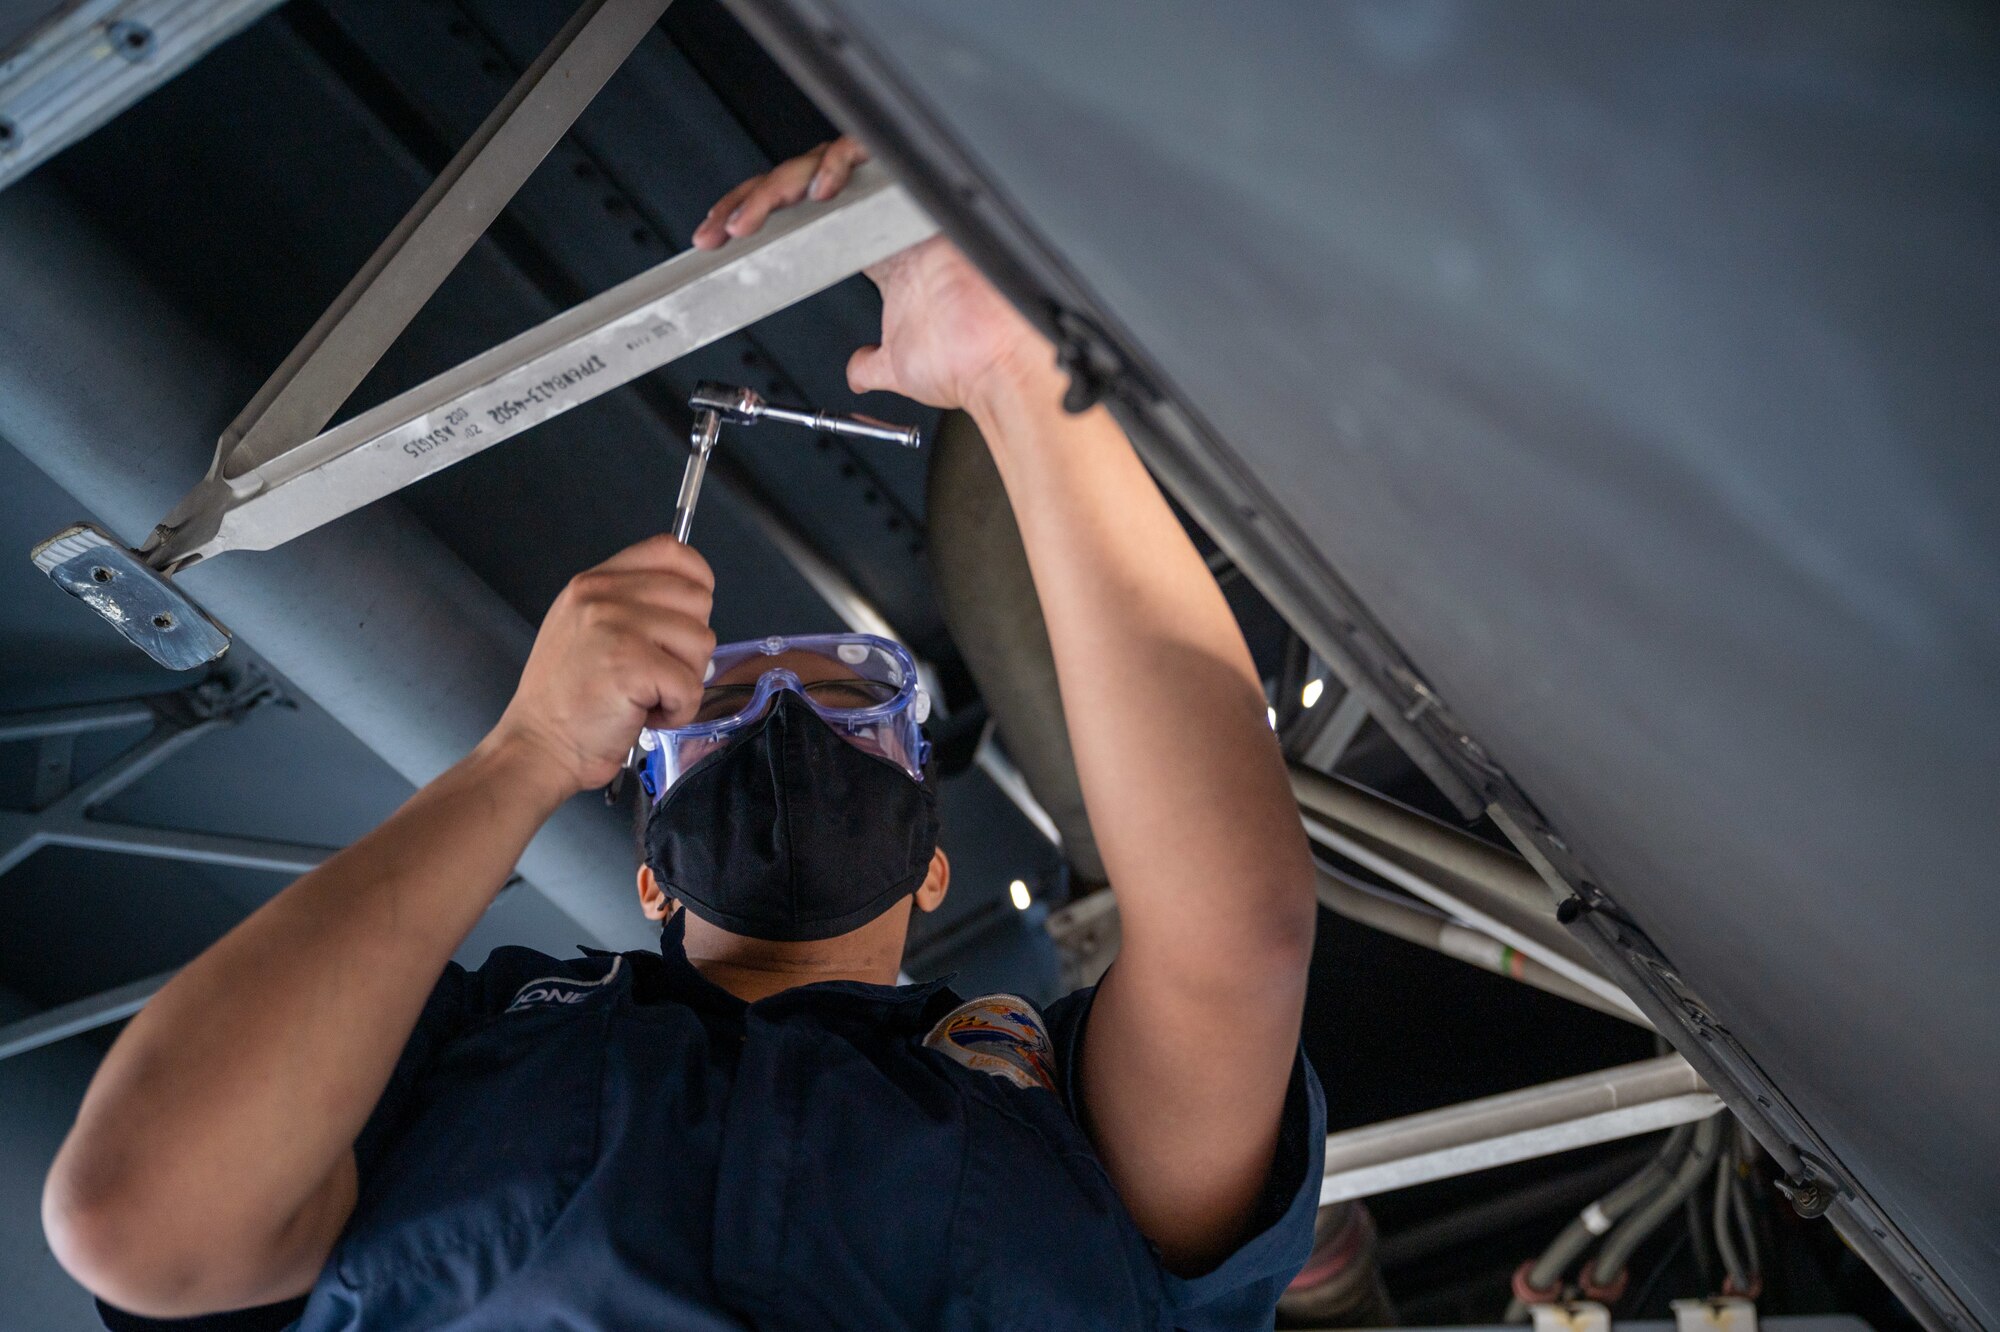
[31,524,229,669]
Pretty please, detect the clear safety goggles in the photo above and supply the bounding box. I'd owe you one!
[636,633,932,803]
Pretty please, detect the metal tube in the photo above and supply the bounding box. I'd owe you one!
[1378,1146,1652,1270]
[38,819,329,876]
[1292,763,1609,984]
[1320,1054,1722,1204]
[0,971,177,1062]
[1300,808,1640,1018]
[0,698,157,743]
[1293,764,1558,922]
[1315,869,1643,1025]
[756,404,922,448]
[0,177,656,951]
[1525,1123,1694,1297]
[1594,1116,1724,1278]
[1714,1143,1749,1293]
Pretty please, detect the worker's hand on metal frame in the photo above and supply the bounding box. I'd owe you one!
[490,534,716,796]
[693,137,1055,418]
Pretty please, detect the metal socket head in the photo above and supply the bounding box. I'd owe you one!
[689,381,764,423]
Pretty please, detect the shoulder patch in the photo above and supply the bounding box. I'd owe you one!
[504,955,623,1014]
[922,993,1057,1092]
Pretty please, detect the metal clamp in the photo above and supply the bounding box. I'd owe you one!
[1529,1301,1612,1332]
[1673,1297,1760,1332]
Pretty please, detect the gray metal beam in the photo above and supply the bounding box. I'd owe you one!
[0,686,334,878]
[0,970,175,1062]
[0,0,286,193]
[1320,1054,1723,1204]
[1293,688,1371,775]
[0,177,655,950]
[0,809,329,878]
[215,0,674,480]
[0,696,155,743]
[146,162,936,572]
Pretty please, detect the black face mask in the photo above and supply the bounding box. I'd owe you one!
[644,690,940,942]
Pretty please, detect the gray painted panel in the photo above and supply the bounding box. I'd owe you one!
[808,0,2000,1319]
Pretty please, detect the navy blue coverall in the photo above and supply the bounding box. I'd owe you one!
[100,911,1325,1330]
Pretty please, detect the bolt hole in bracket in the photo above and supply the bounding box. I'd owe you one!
[31,525,230,670]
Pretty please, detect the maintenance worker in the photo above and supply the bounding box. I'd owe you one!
[45,137,1325,1332]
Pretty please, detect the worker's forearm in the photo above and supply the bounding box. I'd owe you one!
[968,367,1317,977]
[47,732,571,1287]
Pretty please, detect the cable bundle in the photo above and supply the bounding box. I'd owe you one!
[1506,1113,1761,1319]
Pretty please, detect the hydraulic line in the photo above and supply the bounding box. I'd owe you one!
[1591,1116,1724,1285]
[1711,1125,1767,1296]
[1713,1141,1750,1292]
[1506,1125,1694,1320]
[1733,1171,1762,1279]
[1728,1134,1763,1292]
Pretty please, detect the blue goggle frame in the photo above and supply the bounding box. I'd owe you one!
[637,633,931,803]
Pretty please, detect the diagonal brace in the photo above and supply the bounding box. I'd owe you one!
[0,673,328,879]
[147,162,936,570]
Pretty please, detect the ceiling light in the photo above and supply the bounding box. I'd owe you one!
[1302,677,1325,709]
[1009,879,1031,911]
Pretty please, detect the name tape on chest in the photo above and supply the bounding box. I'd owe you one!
[922,994,1057,1093]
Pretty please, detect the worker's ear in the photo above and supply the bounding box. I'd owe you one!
[635,864,674,921]
[912,847,951,914]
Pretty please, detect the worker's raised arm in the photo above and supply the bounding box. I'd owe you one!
[706,142,1318,1274]
[43,535,714,1318]
[952,355,1318,1274]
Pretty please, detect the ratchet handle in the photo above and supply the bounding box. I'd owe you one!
[673,383,921,542]
[689,380,922,448]
[673,410,721,543]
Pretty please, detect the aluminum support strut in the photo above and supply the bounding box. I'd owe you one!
[34,160,935,668]
[30,0,938,673]
[143,161,932,572]
[0,675,333,881]
[0,970,176,1062]
[1319,1054,1723,1204]
[0,0,287,194]
[27,0,673,668]
[214,0,673,480]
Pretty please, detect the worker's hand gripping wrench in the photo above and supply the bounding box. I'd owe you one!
[672,382,922,542]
